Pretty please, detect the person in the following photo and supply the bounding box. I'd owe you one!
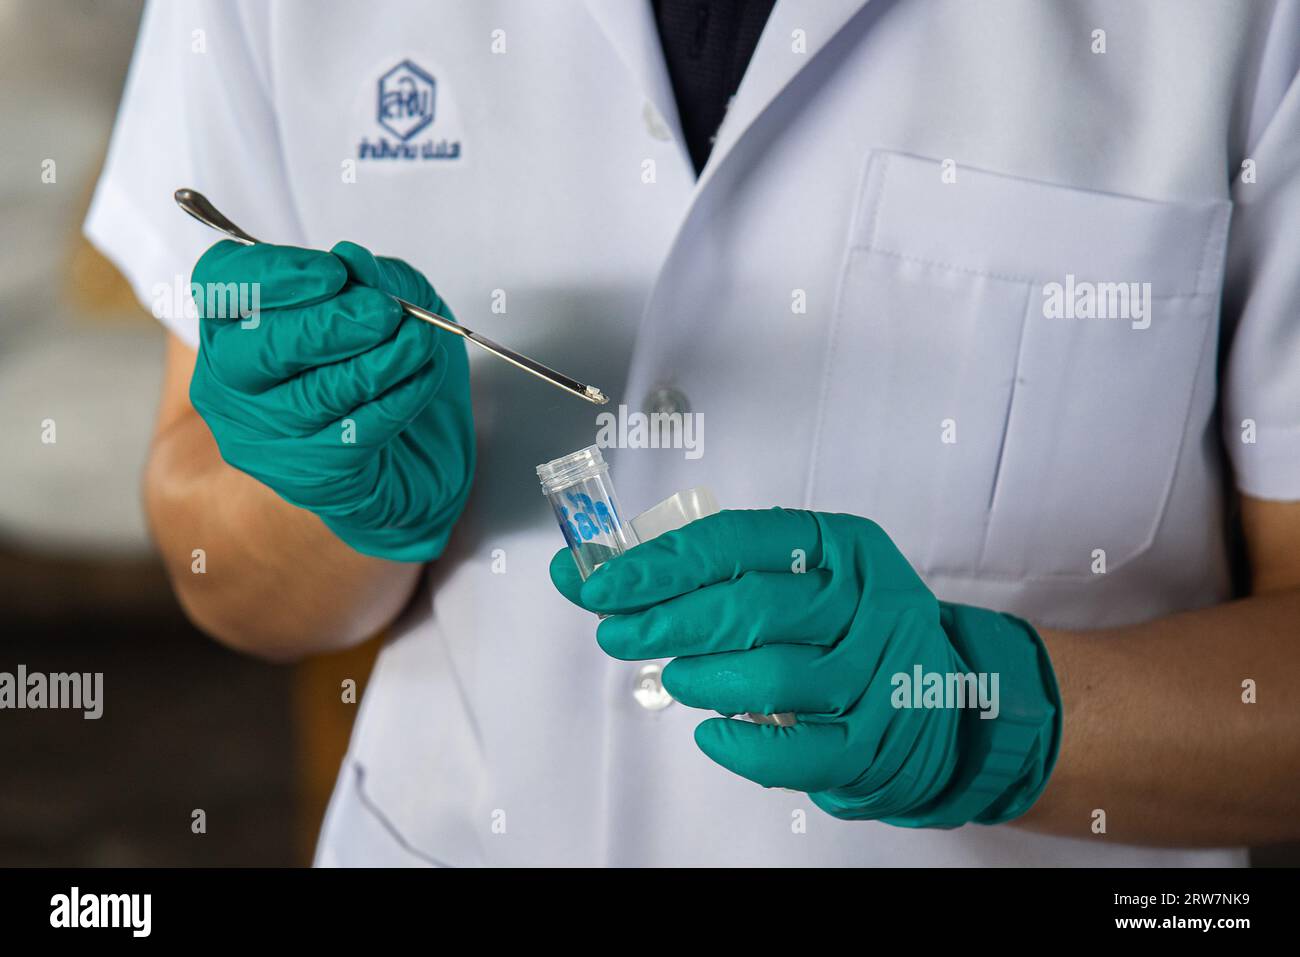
[86,0,1300,866]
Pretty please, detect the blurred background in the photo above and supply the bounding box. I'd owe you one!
[0,0,1293,867]
[0,0,376,866]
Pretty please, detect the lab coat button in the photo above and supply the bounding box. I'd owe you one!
[643,386,690,416]
[632,663,674,711]
[642,101,673,141]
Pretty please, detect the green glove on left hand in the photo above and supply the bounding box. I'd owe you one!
[550,508,1061,827]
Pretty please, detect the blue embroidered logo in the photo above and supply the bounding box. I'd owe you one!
[377,59,435,141]
[359,59,463,163]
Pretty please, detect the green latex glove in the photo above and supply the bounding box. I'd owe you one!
[550,509,1061,827]
[189,240,474,562]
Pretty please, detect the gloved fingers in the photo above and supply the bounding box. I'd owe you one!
[549,545,621,606]
[592,569,844,659]
[550,548,585,604]
[806,700,963,822]
[268,317,446,434]
[312,358,443,450]
[661,643,852,715]
[692,716,855,793]
[191,240,347,317]
[332,241,449,316]
[579,508,824,614]
[330,240,383,287]
[202,283,406,394]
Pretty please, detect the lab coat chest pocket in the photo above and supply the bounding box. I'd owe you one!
[810,151,1230,581]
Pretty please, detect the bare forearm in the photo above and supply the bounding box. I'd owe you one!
[145,409,422,661]
[1016,589,1300,846]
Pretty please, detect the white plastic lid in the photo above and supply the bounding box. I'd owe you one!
[629,486,719,542]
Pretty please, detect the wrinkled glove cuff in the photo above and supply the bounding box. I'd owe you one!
[320,515,458,563]
[883,603,1062,829]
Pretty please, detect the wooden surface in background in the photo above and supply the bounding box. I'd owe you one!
[68,173,151,320]
[291,635,382,863]
[68,234,146,317]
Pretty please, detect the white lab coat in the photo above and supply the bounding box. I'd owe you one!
[86,0,1300,866]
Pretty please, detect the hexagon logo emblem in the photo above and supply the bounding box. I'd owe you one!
[377,60,436,141]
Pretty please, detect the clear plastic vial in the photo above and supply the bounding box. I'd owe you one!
[536,449,796,729]
[537,445,638,580]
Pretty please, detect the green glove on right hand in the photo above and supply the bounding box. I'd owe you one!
[551,509,1061,828]
[188,239,475,562]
